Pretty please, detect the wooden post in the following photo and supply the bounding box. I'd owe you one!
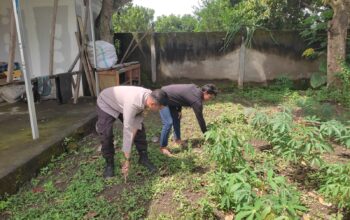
[75,32,94,96]
[150,33,156,83]
[73,62,82,104]
[7,2,16,83]
[77,17,96,95]
[238,36,245,89]
[88,0,99,95]
[49,0,59,76]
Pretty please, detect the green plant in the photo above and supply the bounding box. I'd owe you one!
[310,62,327,89]
[205,120,254,171]
[336,62,350,107]
[270,76,293,91]
[318,163,350,212]
[320,120,350,148]
[251,108,333,166]
[209,171,254,211]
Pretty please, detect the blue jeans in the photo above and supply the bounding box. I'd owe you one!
[159,106,181,147]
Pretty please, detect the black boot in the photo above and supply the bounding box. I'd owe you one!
[138,151,156,173]
[103,157,115,178]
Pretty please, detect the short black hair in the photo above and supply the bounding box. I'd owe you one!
[150,89,168,106]
[201,84,218,96]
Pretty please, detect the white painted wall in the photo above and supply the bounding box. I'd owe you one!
[0,0,101,78]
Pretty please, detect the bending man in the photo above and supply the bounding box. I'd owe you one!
[159,84,217,156]
[96,86,168,178]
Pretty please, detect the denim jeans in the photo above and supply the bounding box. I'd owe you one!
[159,106,181,147]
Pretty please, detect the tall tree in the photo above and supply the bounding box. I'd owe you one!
[155,14,198,32]
[113,4,155,33]
[324,0,350,86]
[95,0,131,43]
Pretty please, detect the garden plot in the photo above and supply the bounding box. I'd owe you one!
[0,87,350,220]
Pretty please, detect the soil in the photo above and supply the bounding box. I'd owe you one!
[147,190,180,218]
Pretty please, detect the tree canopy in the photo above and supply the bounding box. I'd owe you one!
[112,4,155,32]
[154,14,198,32]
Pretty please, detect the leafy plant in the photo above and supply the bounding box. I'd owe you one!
[336,62,350,107]
[205,118,254,171]
[251,108,334,166]
[270,76,294,91]
[320,120,350,148]
[318,163,350,212]
[209,170,255,211]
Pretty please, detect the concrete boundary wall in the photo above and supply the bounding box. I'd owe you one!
[115,31,320,85]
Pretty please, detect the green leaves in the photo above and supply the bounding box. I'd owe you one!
[205,115,254,171]
[251,108,335,166]
[318,163,350,210]
[154,14,198,32]
[311,72,327,88]
[320,119,350,148]
[113,4,155,33]
[206,113,306,219]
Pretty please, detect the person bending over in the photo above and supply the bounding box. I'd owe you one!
[96,86,168,178]
[159,84,217,156]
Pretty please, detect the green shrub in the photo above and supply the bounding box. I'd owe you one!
[318,163,350,212]
[251,108,333,166]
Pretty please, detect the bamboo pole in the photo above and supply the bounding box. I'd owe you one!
[7,0,16,83]
[49,0,59,76]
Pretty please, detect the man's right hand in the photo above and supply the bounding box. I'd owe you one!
[122,160,130,182]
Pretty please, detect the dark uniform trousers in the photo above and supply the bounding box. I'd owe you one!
[96,107,148,158]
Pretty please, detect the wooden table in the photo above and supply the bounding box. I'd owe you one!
[97,63,141,91]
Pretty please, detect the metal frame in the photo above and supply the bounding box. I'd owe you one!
[12,0,39,139]
[8,0,99,139]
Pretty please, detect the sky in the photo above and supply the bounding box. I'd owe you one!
[132,0,200,18]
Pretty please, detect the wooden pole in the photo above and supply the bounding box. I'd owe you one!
[88,0,99,95]
[75,31,94,96]
[7,1,16,83]
[238,36,245,89]
[77,17,96,96]
[67,53,79,73]
[73,63,82,104]
[150,33,157,83]
[49,0,59,76]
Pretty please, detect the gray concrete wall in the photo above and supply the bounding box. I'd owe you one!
[115,31,320,85]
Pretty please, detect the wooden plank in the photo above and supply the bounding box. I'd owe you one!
[73,63,82,104]
[77,17,96,96]
[67,53,79,73]
[120,38,135,64]
[49,0,59,76]
[85,51,96,93]
[7,1,16,83]
[75,31,94,96]
[122,31,149,63]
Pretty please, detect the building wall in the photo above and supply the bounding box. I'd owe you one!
[115,31,320,84]
[0,0,101,78]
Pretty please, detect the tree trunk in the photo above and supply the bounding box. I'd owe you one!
[327,0,350,87]
[95,0,114,43]
[95,0,131,43]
